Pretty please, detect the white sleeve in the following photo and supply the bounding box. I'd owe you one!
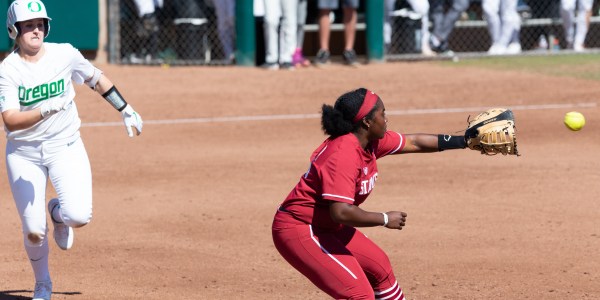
[69,44,97,86]
[0,71,21,112]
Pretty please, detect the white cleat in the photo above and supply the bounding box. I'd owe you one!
[506,42,522,55]
[33,280,52,300]
[48,198,73,250]
[573,44,585,52]
[487,44,507,55]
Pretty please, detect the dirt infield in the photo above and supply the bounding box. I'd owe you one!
[0,61,599,300]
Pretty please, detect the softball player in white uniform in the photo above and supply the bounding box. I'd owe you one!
[483,0,522,55]
[0,1,143,299]
[560,0,593,51]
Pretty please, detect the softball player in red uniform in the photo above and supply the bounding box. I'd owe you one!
[0,1,142,299]
[272,88,467,299]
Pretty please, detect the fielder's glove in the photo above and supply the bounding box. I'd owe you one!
[121,104,143,137]
[464,108,519,156]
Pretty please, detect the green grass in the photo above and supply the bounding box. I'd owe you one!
[440,53,600,81]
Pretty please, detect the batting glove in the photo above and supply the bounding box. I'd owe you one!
[40,97,71,118]
[121,104,143,137]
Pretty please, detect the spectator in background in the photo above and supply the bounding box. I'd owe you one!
[429,0,471,54]
[527,0,560,51]
[384,0,434,56]
[560,0,592,51]
[168,0,210,60]
[206,0,236,63]
[483,0,522,55]
[132,0,163,63]
[314,0,359,66]
[262,0,298,70]
[292,0,311,67]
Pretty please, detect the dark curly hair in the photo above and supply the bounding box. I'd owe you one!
[321,88,378,137]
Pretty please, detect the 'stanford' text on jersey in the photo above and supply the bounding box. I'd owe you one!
[279,131,405,230]
[0,43,97,141]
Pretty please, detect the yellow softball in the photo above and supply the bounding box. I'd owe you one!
[564,111,585,131]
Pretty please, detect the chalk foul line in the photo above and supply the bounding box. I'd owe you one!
[81,102,597,127]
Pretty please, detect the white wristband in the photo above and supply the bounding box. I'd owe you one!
[382,213,389,227]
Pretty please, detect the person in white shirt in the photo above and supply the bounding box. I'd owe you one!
[560,0,593,51]
[0,1,143,299]
[483,0,522,55]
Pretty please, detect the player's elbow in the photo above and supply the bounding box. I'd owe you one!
[3,119,25,132]
[329,202,356,224]
[2,111,28,132]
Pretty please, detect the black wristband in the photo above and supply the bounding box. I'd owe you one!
[438,135,467,151]
[102,86,128,112]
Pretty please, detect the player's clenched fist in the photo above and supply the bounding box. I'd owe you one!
[384,211,407,230]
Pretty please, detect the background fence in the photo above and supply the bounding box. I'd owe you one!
[107,0,600,66]
[109,0,233,65]
[387,0,600,60]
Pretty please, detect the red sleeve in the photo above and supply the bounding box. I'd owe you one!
[373,131,405,158]
[319,150,359,204]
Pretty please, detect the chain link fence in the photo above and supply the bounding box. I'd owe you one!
[387,0,600,60]
[108,0,234,65]
[107,0,600,66]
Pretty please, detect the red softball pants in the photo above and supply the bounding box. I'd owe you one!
[272,210,405,300]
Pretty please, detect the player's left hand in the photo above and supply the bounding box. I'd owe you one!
[121,104,143,137]
[465,108,518,156]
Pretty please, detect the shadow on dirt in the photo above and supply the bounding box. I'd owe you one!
[0,290,82,299]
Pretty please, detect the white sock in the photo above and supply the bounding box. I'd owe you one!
[51,203,64,223]
[26,239,51,282]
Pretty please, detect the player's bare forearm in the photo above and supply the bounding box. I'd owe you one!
[329,202,387,227]
[93,74,114,95]
[2,108,44,131]
[400,134,439,153]
[401,133,467,153]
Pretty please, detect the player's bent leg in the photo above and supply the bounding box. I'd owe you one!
[48,138,93,228]
[272,214,374,299]
[342,227,405,300]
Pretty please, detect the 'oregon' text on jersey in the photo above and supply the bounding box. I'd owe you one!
[18,79,65,106]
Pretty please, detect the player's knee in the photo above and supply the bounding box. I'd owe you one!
[347,288,375,300]
[335,284,374,300]
[25,231,46,246]
[66,218,90,228]
[64,211,92,228]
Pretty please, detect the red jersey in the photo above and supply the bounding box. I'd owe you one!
[280,131,405,229]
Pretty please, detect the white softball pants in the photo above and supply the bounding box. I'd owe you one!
[6,135,92,281]
[263,0,298,64]
[561,0,593,48]
[483,0,521,47]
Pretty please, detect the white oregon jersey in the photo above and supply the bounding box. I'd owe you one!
[0,43,95,141]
